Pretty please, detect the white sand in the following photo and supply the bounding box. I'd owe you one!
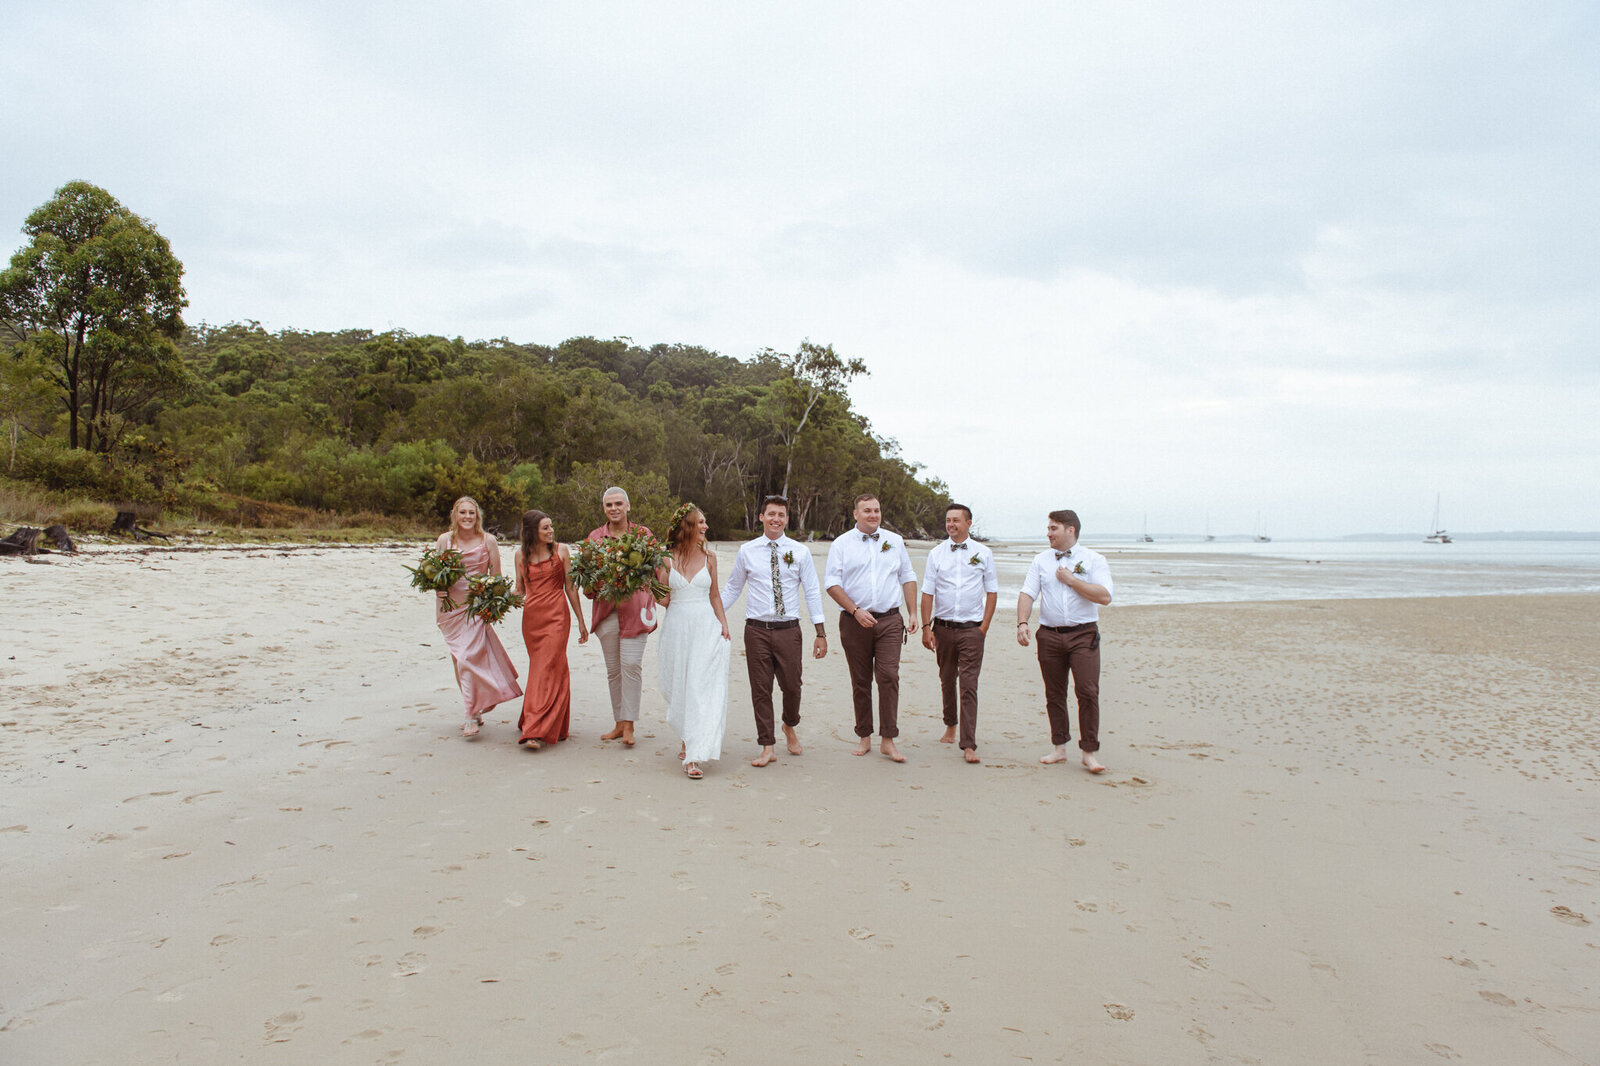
[2,543,1597,1064]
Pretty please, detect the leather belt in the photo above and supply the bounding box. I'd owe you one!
[933,619,981,629]
[1039,622,1097,634]
[747,618,800,630]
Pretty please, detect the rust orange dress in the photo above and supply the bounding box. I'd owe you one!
[518,551,573,744]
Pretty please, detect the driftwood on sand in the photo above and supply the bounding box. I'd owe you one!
[1,525,78,556]
[113,510,171,541]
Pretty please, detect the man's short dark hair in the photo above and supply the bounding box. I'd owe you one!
[945,502,972,521]
[1048,509,1081,535]
[854,493,880,507]
[761,495,789,513]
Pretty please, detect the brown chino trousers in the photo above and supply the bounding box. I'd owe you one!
[839,610,904,739]
[933,623,985,751]
[744,623,804,747]
[1036,624,1101,752]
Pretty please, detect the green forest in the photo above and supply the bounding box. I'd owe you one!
[1,182,950,540]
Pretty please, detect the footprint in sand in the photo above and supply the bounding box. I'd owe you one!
[922,997,951,1030]
[393,952,426,977]
[1550,905,1590,926]
[1104,1003,1135,1021]
[264,1011,304,1043]
[848,927,891,947]
[1477,991,1516,1008]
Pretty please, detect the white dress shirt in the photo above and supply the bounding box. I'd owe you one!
[721,534,825,623]
[825,527,916,613]
[1021,544,1113,626]
[920,537,999,622]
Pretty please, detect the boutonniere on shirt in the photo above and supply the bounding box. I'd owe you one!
[967,552,984,567]
[1073,561,1086,575]
[783,550,794,566]
[879,540,892,553]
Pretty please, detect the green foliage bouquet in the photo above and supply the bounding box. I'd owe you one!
[406,546,466,610]
[464,574,523,624]
[570,529,670,605]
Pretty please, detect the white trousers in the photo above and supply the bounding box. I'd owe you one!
[594,614,647,723]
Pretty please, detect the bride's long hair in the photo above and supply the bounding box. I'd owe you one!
[666,505,705,560]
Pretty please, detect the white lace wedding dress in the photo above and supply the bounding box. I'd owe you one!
[658,565,730,764]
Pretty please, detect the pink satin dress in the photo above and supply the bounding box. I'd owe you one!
[436,535,522,719]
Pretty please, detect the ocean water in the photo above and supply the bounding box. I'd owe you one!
[978,539,1600,607]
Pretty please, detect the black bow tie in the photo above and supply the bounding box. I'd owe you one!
[952,542,968,551]
[862,532,879,541]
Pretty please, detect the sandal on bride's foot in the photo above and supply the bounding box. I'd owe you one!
[462,720,481,737]
[684,762,704,779]
[519,738,541,751]
[679,745,686,761]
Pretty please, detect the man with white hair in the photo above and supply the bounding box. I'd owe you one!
[585,486,657,746]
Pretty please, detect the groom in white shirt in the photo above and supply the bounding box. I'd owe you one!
[720,495,828,767]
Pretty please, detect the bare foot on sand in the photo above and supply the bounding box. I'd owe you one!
[621,721,635,746]
[940,725,957,744]
[601,724,625,741]
[1082,752,1106,774]
[852,737,872,757]
[1040,745,1070,764]
[783,724,803,756]
[881,738,906,763]
[520,738,541,751]
[462,719,481,738]
[963,748,980,764]
[751,747,777,767]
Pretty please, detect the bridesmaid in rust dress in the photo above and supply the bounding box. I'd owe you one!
[512,509,589,749]
[436,496,522,738]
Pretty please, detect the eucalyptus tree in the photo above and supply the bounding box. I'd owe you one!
[772,339,866,500]
[0,181,188,451]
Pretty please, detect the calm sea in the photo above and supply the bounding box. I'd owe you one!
[976,539,1600,607]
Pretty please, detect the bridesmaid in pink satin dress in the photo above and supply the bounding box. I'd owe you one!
[435,496,522,737]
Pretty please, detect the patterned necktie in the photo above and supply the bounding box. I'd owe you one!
[862,531,879,541]
[769,540,785,615]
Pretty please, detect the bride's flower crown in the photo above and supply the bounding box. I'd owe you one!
[668,502,700,546]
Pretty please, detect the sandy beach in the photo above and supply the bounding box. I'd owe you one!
[3,542,1598,1064]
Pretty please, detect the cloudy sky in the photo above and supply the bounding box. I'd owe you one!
[4,1,1596,537]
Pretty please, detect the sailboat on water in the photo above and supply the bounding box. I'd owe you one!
[1253,511,1271,543]
[1424,494,1452,544]
[1140,514,1154,543]
[1204,512,1214,542]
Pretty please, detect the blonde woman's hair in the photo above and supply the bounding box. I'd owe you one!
[448,496,483,539]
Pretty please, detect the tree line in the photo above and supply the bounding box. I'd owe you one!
[1,182,951,539]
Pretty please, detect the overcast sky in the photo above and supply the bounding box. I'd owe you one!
[4,1,1596,537]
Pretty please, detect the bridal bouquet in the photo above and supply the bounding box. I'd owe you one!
[464,573,523,624]
[405,546,466,611]
[570,529,670,604]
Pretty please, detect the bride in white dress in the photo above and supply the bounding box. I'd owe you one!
[656,505,732,779]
